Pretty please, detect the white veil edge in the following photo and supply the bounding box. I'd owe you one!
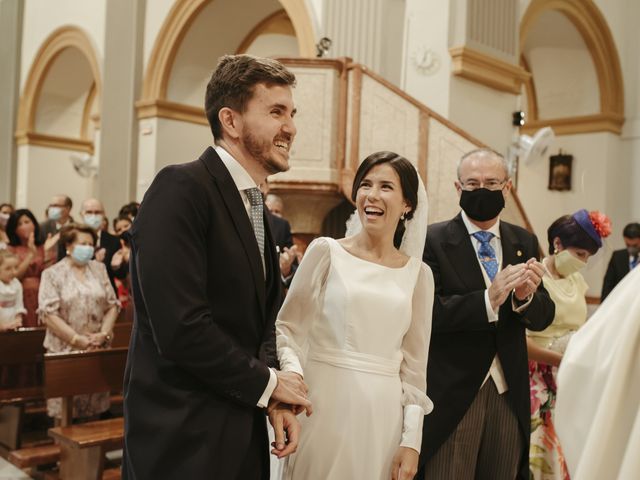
[344,176,428,259]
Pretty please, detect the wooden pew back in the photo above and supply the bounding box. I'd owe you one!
[0,328,45,366]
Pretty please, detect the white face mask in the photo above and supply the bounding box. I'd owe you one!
[0,212,9,228]
[554,250,586,276]
[83,214,103,230]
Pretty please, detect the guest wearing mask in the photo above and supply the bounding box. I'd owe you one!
[6,209,57,327]
[78,198,125,292]
[39,195,73,244]
[601,222,640,301]
[0,203,14,248]
[527,210,610,480]
[38,223,120,420]
[111,215,132,312]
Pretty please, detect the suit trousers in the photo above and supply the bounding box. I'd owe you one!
[422,380,522,480]
[236,409,269,480]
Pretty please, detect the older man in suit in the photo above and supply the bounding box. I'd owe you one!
[418,149,555,480]
[601,222,640,300]
[123,55,311,480]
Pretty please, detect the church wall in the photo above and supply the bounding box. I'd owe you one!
[20,0,107,90]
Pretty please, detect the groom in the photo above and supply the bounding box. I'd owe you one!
[123,55,311,479]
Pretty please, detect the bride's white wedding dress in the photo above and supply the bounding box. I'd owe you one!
[276,237,434,479]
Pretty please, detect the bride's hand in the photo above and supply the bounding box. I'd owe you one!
[268,407,301,459]
[390,446,419,480]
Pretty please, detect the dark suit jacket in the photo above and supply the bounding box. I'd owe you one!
[419,213,555,480]
[266,211,293,251]
[601,249,632,301]
[122,147,282,479]
[38,217,73,244]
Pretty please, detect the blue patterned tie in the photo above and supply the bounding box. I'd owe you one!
[631,255,639,270]
[472,231,498,282]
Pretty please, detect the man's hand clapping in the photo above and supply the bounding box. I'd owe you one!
[488,258,544,311]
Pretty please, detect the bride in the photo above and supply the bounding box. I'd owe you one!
[272,151,434,480]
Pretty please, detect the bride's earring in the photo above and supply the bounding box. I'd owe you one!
[400,213,406,221]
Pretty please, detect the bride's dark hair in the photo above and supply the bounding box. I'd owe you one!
[351,151,419,248]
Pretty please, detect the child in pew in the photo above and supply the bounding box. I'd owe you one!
[0,249,25,332]
[0,249,26,389]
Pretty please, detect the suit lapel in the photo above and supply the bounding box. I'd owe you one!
[199,147,266,320]
[499,222,527,267]
[442,214,487,292]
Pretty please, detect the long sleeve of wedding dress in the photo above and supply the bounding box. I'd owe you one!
[399,262,435,452]
[276,238,331,377]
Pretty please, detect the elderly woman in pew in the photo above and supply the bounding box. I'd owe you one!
[38,223,120,420]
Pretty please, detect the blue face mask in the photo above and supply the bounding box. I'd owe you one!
[48,206,62,221]
[83,214,103,230]
[71,245,94,264]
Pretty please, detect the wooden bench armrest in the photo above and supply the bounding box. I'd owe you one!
[48,417,124,449]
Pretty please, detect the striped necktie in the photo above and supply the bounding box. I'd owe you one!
[245,187,265,273]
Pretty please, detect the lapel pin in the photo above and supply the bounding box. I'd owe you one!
[517,250,523,257]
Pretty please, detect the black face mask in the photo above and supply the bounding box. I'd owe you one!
[628,246,640,257]
[459,188,505,222]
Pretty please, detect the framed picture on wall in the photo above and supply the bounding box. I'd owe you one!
[548,152,572,191]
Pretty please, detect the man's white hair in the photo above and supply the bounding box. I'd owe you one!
[457,148,509,180]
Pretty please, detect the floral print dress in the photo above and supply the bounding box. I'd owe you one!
[38,258,120,419]
[528,271,588,480]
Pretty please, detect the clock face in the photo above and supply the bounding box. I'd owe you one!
[412,47,441,75]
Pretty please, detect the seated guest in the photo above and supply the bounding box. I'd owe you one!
[118,201,140,221]
[601,221,640,301]
[527,210,610,479]
[0,250,25,332]
[6,209,57,327]
[78,198,126,292]
[39,194,73,244]
[0,203,14,248]
[38,223,120,420]
[265,193,284,218]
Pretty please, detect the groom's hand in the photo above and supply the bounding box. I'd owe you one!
[268,407,301,458]
[271,371,313,416]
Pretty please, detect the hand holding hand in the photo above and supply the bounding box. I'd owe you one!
[488,263,527,311]
[87,332,109,348]
[514,258,544,301]
[271,371,312,416]
[73,334,91,350]
[390,446,419,480]
[111,250,124,269]
[268,406,301,458]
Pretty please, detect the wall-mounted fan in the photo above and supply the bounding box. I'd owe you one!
[70,153,98,178]
[513,127,555,164]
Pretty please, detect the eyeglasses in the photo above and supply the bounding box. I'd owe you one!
[459,179,507,191]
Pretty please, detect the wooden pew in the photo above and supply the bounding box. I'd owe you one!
[44,348,127,479]
[8,348,128,479]
[0,328,45,452]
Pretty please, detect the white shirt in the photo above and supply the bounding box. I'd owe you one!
[215,145,278,408]
[461,211,533,394]
[0,278,26,328]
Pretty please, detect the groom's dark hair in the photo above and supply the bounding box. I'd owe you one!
[205,54,296,141]
[351,151,419,249]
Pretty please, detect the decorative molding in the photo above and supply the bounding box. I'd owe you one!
[136,99,207,125]
[521,113,624,136]
[80,82,97,139]
[449,46,531,94]
[15,132,94,153]
[16,26,102,140]
[520,55,539,121]
[236,10,295,54]
[418,111,429,180]
[140,0,316,107]
[520,0,625,133]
